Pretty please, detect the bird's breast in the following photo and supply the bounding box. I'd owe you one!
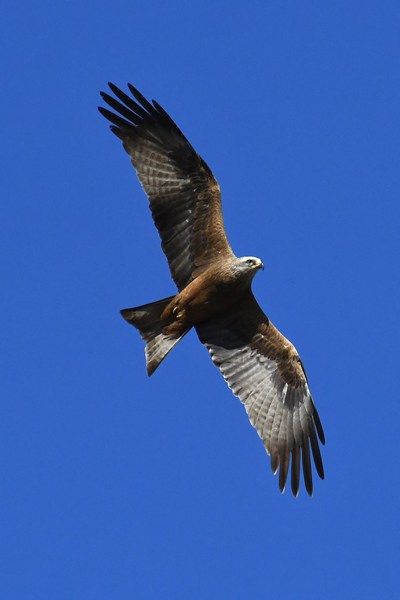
[166,273,248,327]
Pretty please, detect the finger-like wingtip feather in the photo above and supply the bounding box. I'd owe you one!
[291,447,301,497]
[312,401,325,445]
[310,427,325,480]
[98,106,127,128]
[127,83,157,116]
[270,449,279,475]
[278,448,290,493]
[302,438,313,496]
[107,82,151,120]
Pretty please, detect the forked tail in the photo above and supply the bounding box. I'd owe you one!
[120,296,188,376]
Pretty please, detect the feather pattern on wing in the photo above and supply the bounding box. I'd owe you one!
[99,83,234,290]
[196,292,325,496]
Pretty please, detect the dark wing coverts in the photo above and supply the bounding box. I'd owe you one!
[196,292,325,496]
[99,83,233,290]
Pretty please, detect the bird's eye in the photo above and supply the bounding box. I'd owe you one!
[246,259,254,266]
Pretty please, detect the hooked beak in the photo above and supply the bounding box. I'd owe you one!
[256,259,264,271]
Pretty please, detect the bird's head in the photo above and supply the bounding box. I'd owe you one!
[234,256,264,282]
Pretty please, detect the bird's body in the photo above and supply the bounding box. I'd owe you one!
[99,83,325,496]
[162,256,264,329]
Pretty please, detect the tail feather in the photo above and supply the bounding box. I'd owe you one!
[120,296,188,375]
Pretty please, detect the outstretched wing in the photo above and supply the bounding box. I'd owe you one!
[196,292,325,496]
[99,83,234,291]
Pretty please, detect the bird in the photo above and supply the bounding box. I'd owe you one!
[98,82,325,496]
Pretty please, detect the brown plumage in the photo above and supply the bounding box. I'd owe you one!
[99,83,325,496]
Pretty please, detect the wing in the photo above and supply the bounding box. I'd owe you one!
[196,292,325,496]
[99,83,234,291]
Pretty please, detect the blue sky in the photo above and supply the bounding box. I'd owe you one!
[2,1,400,598]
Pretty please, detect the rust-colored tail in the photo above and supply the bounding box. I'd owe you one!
[120,297,189,376]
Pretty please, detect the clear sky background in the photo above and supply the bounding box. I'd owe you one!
[2,1,400,598]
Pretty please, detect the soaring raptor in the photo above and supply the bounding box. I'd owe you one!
[99,83,325,496]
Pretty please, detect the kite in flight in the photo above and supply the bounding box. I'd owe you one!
[99,83,325,496]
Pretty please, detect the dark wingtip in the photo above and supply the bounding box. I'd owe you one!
[120,307,134,323]
[127,83,156,114]
[312,404,326,445]
[304,471,314,496]
[97,105,110,119]
[278,452,290,494]
[146,362,156,377]
[302,439,314,496]
[270,452,279,475]
[291,447,300,497]
[127,82,140,96]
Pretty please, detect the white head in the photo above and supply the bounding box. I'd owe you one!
[232,256,264,284]
[239,256,264,271]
